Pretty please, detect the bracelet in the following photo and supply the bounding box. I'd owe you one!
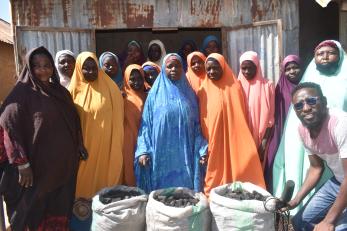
[18,162,30,170]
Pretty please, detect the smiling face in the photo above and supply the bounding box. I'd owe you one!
[58,54,75,79]
[241,60,257,80]
[292,87,327,129]
[314,46,340,75]
[148,44,162,62]
[284,61,301,84]
[165,57,182,81]
[129,69,144,91]
[82,57,98,82]
[31,53,53,84]
[101,56,118,77]
[205,58,223,81]
[190,55,204,75]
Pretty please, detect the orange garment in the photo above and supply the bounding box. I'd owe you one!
[197,53,265,196]
[123,64,146,186]
[141,61,161,91]
[186,52,206,93]
[238,51,275,149]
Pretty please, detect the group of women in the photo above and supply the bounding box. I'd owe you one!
[3,35,341,231]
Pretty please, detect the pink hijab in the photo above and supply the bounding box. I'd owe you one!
[238,51,275,148]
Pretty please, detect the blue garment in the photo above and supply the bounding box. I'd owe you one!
[178,39,197,72]
[99,51,123,89]
[134,53,208,193]
[292,177,347,231]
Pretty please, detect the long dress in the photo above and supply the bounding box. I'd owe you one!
[265,55,301,191]
[122,64,146,186]
[197,53,265,196]
[0,46,81,230]
[135,53,208,193]
[273,40,347,213]
[69,52,124,199]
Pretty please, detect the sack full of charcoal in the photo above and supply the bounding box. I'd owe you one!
[146,187,211,231]
[91,185,148,231]
[210,182,276,231]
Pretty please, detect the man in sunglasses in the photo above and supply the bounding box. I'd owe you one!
[285,82,347,231]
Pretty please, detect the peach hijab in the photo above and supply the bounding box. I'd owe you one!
[197,53,265,196]
[238,51,275,148]
[69,52,124,198]
[186,51,206,93]
[123,64,146,186]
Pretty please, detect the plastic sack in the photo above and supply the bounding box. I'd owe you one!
[210,182,276,231]
[146,187,211,231]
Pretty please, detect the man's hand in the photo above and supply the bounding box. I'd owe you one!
[18,165,33,188]
[281,198,299,212]
[314,221,334,231]
[139,154,150,166]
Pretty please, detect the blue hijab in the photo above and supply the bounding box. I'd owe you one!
[99,52,123,89]
[201,35,220,56]
[135,53,208,193]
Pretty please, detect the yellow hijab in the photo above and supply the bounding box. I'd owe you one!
[69,52,124,198]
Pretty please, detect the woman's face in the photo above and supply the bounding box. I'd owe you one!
[205,58,223,81]
[165,58,183,81]
[284,61,301,84]
[148,44,162,62]
[127,45,141,63]
[102,56,118,77]
[182,44,193,58]
[205,41,219,56]
[82,57,98,82]
[191,55,204,75]
[31,53,53,84]
[144,68,159,86]
[241,60,257,80]
[58,54,75,79]
[314,46,340,75]
[129,69,144,91]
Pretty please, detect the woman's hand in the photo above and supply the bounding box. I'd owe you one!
[18,164,33,188]
[139,155,150,166]
[199,155,208,165]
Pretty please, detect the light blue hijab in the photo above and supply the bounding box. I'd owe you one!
[134,53,208,193]
[273,40,347,213]
[99,51,123,89]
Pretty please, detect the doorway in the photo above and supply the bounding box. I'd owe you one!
[299,1,339,69]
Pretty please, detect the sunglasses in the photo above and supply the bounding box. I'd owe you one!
[293,96,320,110]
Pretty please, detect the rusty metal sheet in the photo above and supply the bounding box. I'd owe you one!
[224,20,282,84]
[14,26,95,74]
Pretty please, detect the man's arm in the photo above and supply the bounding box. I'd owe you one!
[287,154,324,209]
[315,158,347,230]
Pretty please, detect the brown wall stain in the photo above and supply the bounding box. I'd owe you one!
[0,43,16,104]
[122,3,154,28]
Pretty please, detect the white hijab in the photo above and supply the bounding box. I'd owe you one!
[148,39,166,66]
[55,50,75,88]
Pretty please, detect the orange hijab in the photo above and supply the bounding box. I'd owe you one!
[141,61,161,91]
[238,51,275,148]
[197,53,265,196]
[123,64,146,186]
[186,51,206,93]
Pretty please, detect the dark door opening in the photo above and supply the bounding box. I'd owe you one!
[299,1,339,69]
[95,28,221,61]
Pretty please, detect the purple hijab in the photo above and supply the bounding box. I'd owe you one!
[265,55,301,192]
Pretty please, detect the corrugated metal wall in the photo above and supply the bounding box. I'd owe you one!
[225,20,281,84]
[10,0,299,74]
[15,27,95,73]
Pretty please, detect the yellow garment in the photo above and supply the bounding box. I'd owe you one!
[69,52,124,198]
